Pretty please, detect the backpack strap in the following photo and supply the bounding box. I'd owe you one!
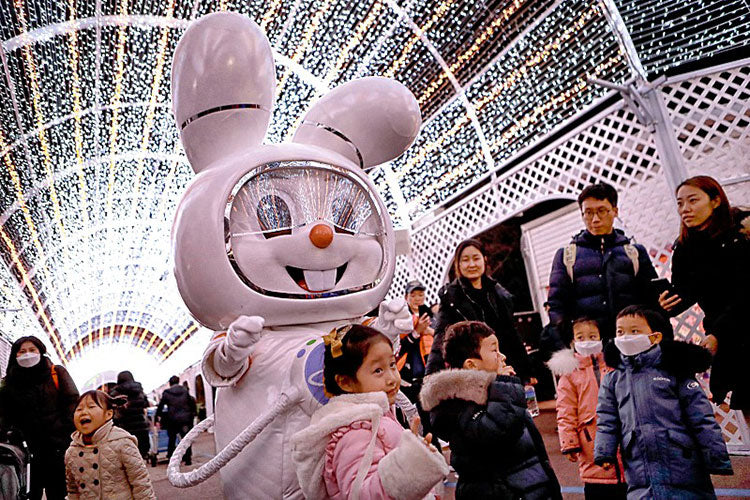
[563,244,577,281]
[51,365,59,390]
[623,244,640,276]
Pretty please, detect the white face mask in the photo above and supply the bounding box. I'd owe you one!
[16,353,41,368]
[614,334,656,357]
[574,340,602,356]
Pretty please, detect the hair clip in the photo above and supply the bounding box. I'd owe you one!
[323,324,353,358]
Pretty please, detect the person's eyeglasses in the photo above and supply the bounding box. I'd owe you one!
[582,208,611,219]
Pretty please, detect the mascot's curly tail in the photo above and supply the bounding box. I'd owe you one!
[167,388,300,487]
[165,387,420,487]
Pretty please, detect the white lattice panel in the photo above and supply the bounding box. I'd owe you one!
[660,64,750,162]
[399,62,750,451]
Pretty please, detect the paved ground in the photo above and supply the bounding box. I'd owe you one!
[150,403,750,499]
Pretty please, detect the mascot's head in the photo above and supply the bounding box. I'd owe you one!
[171,12,421,330]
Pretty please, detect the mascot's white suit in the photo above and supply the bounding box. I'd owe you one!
[167,11,422,500]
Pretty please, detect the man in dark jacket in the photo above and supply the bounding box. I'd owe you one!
[547,182,660,342]
[420,321,561,500]
[110,370,151,458]
[156,375,196,465]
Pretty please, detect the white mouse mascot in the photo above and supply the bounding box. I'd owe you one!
[166,12,422,500]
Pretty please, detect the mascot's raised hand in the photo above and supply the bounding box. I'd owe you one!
[374,298,414,344]
[169,11,421,500]
[214,316,265,378]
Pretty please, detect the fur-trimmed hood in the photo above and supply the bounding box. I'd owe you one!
[419,369,495,412]
[603,339,711,377]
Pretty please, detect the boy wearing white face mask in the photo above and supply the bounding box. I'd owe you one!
[547,318,626,499]
[595,306,732,499]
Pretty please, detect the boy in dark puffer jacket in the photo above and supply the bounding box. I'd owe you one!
[420,321,561,500]
[595,306,732,499]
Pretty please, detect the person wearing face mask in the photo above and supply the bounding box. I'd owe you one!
[424,239,533,384]
[0,336,79,500]
[659,175,750,427]
[547,317,625,499]
[595,306,732,499]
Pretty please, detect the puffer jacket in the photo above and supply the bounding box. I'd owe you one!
[155,384,195,427]
[109,378,150,435]
[595,341,732,499]
[425,276,531,380]
[670,210,750,407]
[420,369,561,500]
[547,349,624,484]
[0,358,78,453]
[65,420,156,500]
[547,229,658,339]
[291,392,448,500]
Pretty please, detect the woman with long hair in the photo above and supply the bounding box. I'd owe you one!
[660,175,750,424]
[0,336,80,499]
[424,238,533,381]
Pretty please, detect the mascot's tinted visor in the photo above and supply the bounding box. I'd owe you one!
[225,160,389,299]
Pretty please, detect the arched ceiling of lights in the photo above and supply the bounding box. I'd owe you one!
[0,0,748,384]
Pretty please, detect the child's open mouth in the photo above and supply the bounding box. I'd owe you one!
[79,417,92,425]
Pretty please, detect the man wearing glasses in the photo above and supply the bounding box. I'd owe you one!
[546,182,661,343]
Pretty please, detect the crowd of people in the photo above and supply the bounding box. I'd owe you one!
[0,341,196,500]
[0,174,746,500]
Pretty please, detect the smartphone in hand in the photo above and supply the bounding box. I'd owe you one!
[650,277,672,296]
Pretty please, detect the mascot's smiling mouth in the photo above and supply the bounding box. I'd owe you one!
[286,263,348,292]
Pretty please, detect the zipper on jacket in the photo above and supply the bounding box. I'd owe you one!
[592,355,601,386]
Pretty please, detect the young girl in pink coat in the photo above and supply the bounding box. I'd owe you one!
[292,324,448,500]
[547,318,626,500]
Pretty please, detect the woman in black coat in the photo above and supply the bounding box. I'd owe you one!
[660,176,750,423]
[425,239,533,382]
[109,370,151,458]
[0,336,79,500]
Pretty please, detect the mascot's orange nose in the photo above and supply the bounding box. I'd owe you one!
[309,223,334,248]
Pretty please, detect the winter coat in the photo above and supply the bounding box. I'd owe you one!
[547,349,624,484]
[595,341,732,499]
[420,369,561,500]
[156,384,195,427]
[0,358,78,453]
[547,229,658,340]
[65,420,155,500]
[291,391,449,500]
[670,210,750,408]
[425,276,531,380]
[109,379,150,435]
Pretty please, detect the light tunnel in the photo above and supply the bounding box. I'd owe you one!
[0,0,748,401]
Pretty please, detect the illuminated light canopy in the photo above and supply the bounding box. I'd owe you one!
[0,0,747,387]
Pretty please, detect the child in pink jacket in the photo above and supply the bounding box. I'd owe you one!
[547,318,626,500]
[291,324,449,500]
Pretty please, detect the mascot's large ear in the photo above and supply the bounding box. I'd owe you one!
[172,12,275,173]
[292,77,421,169]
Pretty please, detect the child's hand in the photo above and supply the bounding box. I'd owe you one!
[498,364,516,376]
[566,452,579,462]
[409,416,437,452]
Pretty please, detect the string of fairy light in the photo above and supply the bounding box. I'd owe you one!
[0,0,747,370]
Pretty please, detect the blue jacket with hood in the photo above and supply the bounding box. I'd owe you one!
[547,229,658,340]
[594,340,732,499]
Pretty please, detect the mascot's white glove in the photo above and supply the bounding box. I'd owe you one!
[374,298,413,347]
[215,316,265,377]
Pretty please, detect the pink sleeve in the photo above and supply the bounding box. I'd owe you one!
[556,373,581,453]
[331,427,393,500]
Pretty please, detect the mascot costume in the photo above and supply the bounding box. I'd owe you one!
[165,12,423,500]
